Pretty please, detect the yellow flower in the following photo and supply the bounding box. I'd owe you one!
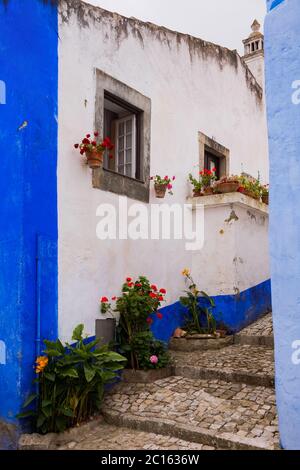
[35,356,48,374]
[182,268,190,277]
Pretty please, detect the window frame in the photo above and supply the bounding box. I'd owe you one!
[93,69,151,203]
[198,132,230,180]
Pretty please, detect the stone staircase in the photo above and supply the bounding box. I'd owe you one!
[101,313,279,450]
[20,313,279,451]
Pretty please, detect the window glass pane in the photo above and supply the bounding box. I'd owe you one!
[126,149,132,164]
[118,136,124,151]
[125,164,132,177]
[126,134,132,149]
[118,165,125,175]
[118,151,124,166]
[119,122,125,136]
[126,119,132,134]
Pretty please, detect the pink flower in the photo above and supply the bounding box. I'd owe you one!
[167,184,173,190]
[172,176,176,181]
[150,355,158,365]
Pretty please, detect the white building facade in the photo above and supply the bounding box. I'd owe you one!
[58,1,270,341]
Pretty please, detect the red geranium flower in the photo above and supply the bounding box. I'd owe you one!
[151,285,158,292]
[74,144,79,149]
[101,297,108,303]
[149,292,157,299]
[94,131,99,137]
[159,288,166,294]
[112,296,117,301]
[146,317,153,325]
[86,134,91,138]
[126,277,132,282]
[158,295,164,301]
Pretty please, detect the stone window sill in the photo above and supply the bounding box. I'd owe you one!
[188,192,269,215]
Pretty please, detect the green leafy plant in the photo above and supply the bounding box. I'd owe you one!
[180,269,216,335]
[150,175,175,195]
[18,324,126,434]
[199,168,217,188]
[238,175,262,199]
[188,173,203,194]
[261,184,269,197]
[101,276,170,370]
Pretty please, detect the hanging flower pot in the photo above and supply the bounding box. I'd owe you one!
[86,150,104,169]
[74,132,114,170]
[154,183,167,199]
[151,175,175,199]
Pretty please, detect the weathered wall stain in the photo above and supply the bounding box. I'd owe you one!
[225,210,239,224]
[59,0,262,100]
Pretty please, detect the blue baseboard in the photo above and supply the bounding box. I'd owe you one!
[151,280,272,343]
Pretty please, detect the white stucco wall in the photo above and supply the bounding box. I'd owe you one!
[244,53,265,89]
[57,1,269,340]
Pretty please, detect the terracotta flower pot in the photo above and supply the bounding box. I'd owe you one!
[215,182,240,194]
[243,189,260,200]
[203,187,214,195]
[154,184,167,199]
[262,194,269,205]
[86,150,103,169]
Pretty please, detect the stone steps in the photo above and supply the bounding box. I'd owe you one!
[101,376,279,450]
[171,344,275,388]
[234,313,274,348]
[100,313,278,450]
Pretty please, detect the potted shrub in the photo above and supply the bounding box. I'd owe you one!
[74,132,114,169]
[101,276,172,382]
[238,175,261,200]
[179,269,217,337]
[199,168,217,195]
[169,269,232,352]
[151,175,175,198]
[215,175,240,194]
[188,174,203,197]
[261,184,269,205]
[18,325,126,434]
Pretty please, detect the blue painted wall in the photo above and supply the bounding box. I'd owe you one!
[151,280,272,343]
[0,0,58,448]
[265,0,300,450]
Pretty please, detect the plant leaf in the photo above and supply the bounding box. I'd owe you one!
[22,394,37,408]
[72,324,84,341]
[84,363,96,383]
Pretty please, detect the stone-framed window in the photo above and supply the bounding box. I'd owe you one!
[93,69,151,203]
[198,132,229,179]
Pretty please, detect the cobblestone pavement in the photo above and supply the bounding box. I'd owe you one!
[102,376,279,449]
[171,344,274,386]
[56,423,214,450]
[237,313,273,337]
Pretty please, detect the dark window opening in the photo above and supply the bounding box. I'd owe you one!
[204,150,221,180]
[103,91,143,181]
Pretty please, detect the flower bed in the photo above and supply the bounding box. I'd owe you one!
[101,276,171,377]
